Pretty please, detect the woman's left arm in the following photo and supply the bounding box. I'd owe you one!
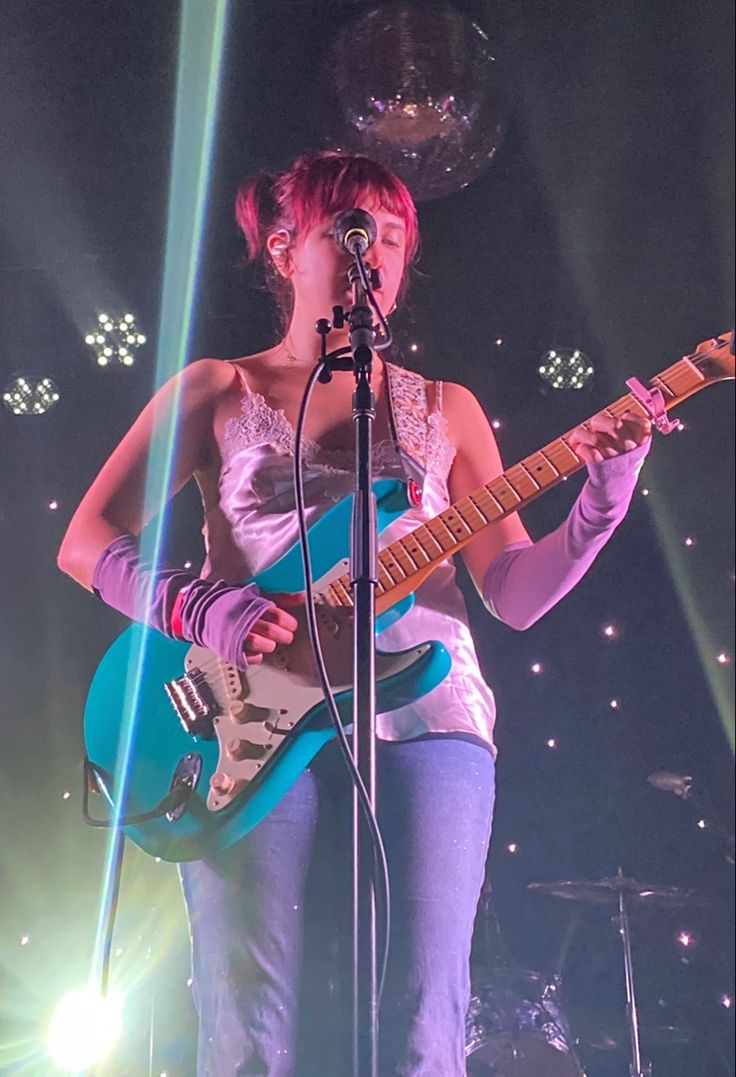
[444,380,652,629]
[444,381,532,590]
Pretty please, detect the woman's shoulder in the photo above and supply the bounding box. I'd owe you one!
[181,350,274,399]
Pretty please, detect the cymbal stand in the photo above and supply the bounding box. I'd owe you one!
[616,870,652,1077]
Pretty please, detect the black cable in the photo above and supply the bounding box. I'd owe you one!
[292,357,392,1004]
[82,757,192,827]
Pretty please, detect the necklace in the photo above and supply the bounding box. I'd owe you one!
[279,339,312,366]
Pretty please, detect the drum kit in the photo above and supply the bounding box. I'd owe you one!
[465,872,712,1077]
[465,771,734,1076]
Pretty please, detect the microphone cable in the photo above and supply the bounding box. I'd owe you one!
[292,358,392,1004]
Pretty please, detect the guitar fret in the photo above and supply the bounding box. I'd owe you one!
[397,536,430,568]
[456,497,487,531]
[380,550,407,583]
[482,486,506,514]
[377,561,395,589]
[425,518,456,552]
[414,524,445,558]
[469,493,491,521]
[651,373,678,399]
[389,540,418,573]
[506,463,540,499]
[553,439,582,470]
[439,509,474,542]
[681,356,707,383]
[403,535,433,565]
[487,476,522,509]
[321,584,340,607]
[525,450,561,484]
[331,577,353,606]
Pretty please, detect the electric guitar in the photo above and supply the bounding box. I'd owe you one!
[84,332,734,862]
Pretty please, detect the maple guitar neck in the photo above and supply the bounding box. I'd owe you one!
[317,332,735,616]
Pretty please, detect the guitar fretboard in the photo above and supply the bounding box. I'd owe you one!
[319,352,707,614]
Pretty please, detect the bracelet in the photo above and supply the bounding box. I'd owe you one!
[170,583,193,640]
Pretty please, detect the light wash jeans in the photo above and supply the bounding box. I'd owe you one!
[179,735,495,1076]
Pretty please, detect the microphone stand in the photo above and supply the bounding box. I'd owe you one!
[338,257,380,1077]
[316,219,386,1075]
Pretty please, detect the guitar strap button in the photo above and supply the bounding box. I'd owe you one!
[408,479,422,506]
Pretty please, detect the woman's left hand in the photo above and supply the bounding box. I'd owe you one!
[568,409,652,465]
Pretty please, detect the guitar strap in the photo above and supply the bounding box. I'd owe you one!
[384,360,429,507]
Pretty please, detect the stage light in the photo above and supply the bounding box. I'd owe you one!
[530,662,543,674]
[47,986,123,1072]
[538,347,594,390]
[85,312,146,367]
[3,375,60,416]
[610,699,621,710]
[602,623,619,640]
[717,652,731,665]
[720,994,734,1009]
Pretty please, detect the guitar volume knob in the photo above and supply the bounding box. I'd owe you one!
[229,699,246,722]
[210,770,236,795]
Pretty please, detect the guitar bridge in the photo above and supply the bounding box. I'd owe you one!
[164,668,220,739]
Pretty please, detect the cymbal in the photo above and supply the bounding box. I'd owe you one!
[528,875,709,908]
[583,1022,693,1052]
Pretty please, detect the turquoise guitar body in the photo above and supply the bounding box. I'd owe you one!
[84,480,451,862]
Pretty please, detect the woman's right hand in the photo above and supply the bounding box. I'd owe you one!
[243,593,302,664]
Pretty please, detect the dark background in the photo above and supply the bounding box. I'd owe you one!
[0,1,733,1074]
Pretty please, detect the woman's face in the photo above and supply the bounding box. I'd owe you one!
[276,199,408,322]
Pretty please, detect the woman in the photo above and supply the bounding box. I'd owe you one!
[58,151,651,1077]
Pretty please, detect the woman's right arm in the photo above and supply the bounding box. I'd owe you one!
[57,358,224,590]
[58,358,298,668]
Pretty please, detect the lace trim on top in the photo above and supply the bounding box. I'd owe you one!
[222,390,400,475]
[223,363,456,480]
[385,362,455,479]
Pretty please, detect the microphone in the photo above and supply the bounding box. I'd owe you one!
[333,209,377,256]
[647,771,694,798]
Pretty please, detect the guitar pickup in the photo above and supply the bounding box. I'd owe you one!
[164,669,220,740]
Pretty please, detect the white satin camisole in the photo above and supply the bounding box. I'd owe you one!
[198,359,497,752]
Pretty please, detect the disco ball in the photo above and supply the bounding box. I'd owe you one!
[538,348,595,390]
[322,1,507,201]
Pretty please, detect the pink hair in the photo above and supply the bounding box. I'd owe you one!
[235,150,420,325]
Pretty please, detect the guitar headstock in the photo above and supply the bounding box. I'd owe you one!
[689,331,735,383]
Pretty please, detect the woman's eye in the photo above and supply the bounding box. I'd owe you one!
[382,238,401,249]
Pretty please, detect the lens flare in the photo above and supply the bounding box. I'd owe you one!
[47,986,123,1071]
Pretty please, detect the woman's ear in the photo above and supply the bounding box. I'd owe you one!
[266,229,293,278]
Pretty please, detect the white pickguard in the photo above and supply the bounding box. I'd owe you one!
[180,561,424,812]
